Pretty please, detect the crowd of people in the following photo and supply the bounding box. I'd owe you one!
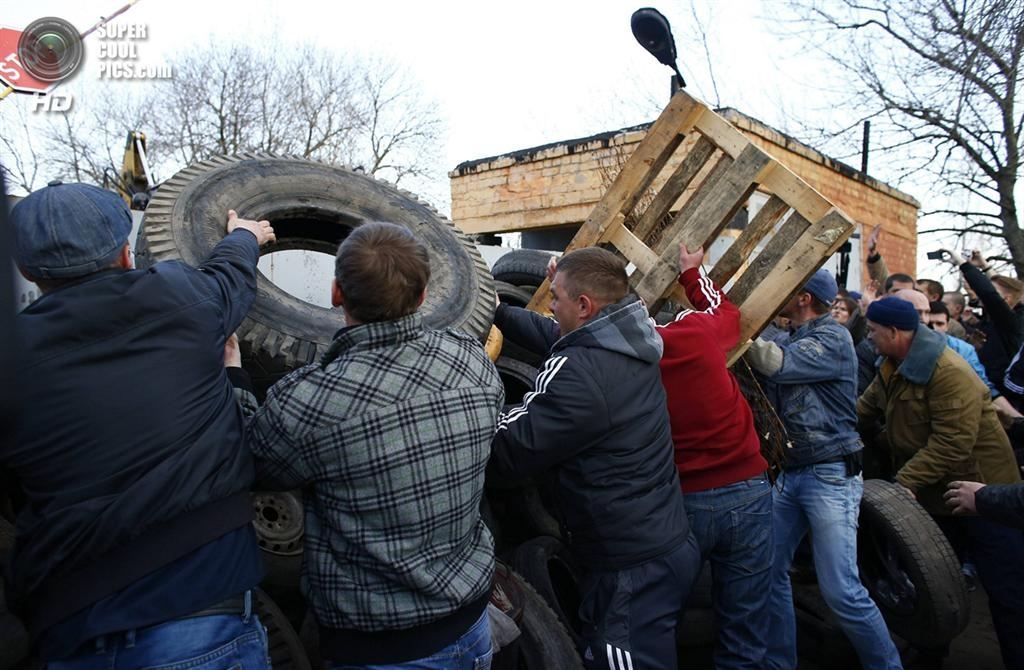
[4,184,1024,670]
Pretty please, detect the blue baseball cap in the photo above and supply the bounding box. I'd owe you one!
[802,269,839,306]
[11,181,132,279]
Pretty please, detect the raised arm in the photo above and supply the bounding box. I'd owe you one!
[660,244,740,351]
[197,210,276,334]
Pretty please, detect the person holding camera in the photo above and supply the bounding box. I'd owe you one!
[940,248,1024,400]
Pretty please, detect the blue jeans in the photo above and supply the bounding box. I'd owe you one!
[329,610,492,670]
[766,463,902,670]
[47,596,269,670]
[684,475,773,670]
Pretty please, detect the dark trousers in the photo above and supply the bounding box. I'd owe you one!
[966,516,1024,669]
[578,535,701,670]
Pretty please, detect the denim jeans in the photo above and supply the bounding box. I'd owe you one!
[766,463,902,670]
[683,475,773,670]
[47,594,270,670]
[329,610,492,670]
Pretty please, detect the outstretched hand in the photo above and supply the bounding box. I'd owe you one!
[969,249,989,269]
[678,244,704,274]
[546,256,558,283]
[944,481,985,515]
[868,225,882,254]
[939,248,965,267]
[227,210,276,246]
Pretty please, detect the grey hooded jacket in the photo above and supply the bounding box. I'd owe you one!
[490,296,689,570]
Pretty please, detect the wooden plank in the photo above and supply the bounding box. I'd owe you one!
[727,212,813,307]
[707,195,790,286]
[759,166,833,223]
[725,209,855,364]
[635,144,774,302]
[692,106,748,158]
[608,224,660,277]
[561,91,704,254]
[631,135,717,243]
[644,152,732,251]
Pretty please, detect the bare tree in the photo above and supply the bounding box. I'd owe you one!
[784,0,1024,276]
[20,41,445,207]
[0,103,42,193]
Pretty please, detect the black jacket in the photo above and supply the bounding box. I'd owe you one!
[489,298,689,570]
[961,263,1024,396]
[3,230,261,625]
[977,483,1024,529]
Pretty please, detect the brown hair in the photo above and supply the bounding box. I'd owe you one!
[993,275,1024,305]
[334,222,430,323]
[917,279,945,301]
[555,247,629,305]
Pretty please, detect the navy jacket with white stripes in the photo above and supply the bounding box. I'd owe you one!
[490,297,690,570]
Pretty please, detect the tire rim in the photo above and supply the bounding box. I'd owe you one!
[252,491,304,556]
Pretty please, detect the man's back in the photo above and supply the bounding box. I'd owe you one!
[247,315,502,631]
[5,227,266,658]
[657,267,765,492]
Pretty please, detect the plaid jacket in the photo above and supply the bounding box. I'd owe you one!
[240,314,503,631]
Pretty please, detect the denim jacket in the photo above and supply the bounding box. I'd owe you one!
[763,313,863,468]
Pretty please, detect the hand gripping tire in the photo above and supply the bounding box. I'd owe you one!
[857,479,969,648]
[137,154,495,393]
[493,562,584,669]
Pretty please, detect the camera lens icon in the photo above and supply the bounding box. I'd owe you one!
[18,17,84,82]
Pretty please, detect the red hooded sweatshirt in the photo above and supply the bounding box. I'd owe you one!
[657,268,767,493]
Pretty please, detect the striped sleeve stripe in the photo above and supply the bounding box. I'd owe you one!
[605,643,634,670]
[496,355,568,431]
[1006,347,1024,394]
[698,275,722,312]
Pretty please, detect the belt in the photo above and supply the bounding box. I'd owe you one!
[173,591,250,622]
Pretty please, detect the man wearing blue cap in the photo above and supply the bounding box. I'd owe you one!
[859,296,1024,668]
[2,181,276,668]
[746,269,902,670]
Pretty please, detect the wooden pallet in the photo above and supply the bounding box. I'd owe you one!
[525,89,855,364]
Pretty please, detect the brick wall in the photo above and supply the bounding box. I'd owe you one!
[450,110,920,279]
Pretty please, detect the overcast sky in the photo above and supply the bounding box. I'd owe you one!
[3,0,826,179]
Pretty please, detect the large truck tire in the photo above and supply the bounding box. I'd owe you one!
[491,249,553,289]
[138,154,495,395]
[857,479,969,648]
[512,536,584,650]
[254,588,311,670]
[495,356,538,407]
[494,565,583,669]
